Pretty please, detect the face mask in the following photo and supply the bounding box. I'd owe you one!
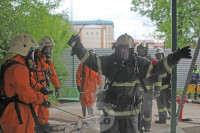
[155,53,164,60]
[42,46,52,59]
[137,48,148,57]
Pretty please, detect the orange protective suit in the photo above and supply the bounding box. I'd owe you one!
[0,55,44,133]
[31,51,60,124]
[76,63,102,107]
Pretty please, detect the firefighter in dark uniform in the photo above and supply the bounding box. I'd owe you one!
[67,33,191,133]
[136,41,161,132]
[155,47,171,124]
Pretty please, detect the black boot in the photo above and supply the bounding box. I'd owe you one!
[42,123,50,133]
[87,107,93,116]
[82,107,86,117]
[144,128,150,132]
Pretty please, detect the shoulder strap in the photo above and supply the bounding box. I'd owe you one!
[134,56,148,93]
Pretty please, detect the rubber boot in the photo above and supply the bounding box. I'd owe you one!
[87,107,93,116]
[82,107,86,117]
[42,123,50,133]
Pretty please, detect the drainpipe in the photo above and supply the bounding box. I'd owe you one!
[171,0,177,132]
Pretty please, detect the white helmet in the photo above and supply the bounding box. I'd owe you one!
[9,34,37,56]
[38,36,55,51]
[155,47,165,60]
[155,47,164,55]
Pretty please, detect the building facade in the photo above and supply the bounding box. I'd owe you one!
[73,20,114,48]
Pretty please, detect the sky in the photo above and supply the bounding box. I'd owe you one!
[56,0,158,41]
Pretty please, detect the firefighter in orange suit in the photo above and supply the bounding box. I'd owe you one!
[76,50,103,117]
[0,34,49,133]
[31,36,60,132]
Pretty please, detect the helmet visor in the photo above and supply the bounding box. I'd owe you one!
[116,47,130,61]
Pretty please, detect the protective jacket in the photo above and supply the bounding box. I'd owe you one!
[72,44,178,116]
[76,63,102,107]
[31,51,60,125]
[0,55,44,133]
[156,72,171,121]
[190,69,199,84]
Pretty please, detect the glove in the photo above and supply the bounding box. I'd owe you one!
[40,86,53,95]
[77,86,83,92]
[174,46,192,60]
[55,87,60,98]
[67,35,81,47]
[154,90,160,98]
[40,97,51,108]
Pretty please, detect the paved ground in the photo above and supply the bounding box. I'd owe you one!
[48,99,200,133]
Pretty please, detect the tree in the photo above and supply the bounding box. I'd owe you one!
[131,0,200,48]
[0,0,71,91]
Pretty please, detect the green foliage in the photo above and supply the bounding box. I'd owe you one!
[0,0,72,103]
[131,0,200,48]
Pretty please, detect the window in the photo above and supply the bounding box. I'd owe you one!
[86,32,88,35]
[91,32,93,35]
[96,32,98,36]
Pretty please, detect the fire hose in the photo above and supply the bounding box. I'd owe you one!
[50,105,83,118]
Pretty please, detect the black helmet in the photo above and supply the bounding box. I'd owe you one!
[115,33,135,61]
[137,41,148,57]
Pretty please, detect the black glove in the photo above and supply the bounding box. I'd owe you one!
[77,86,83,92]
[55,87,60,98]
[174,46,192,60]
[40,97,51,108]
[67,35,81,47]
[40,86,53,95]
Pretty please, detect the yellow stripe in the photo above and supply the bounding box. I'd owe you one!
[104,107,139,116]
[162,73,168,78]
[167,108,171,112]
[80,51,90,63]
[163,57,171,73]
[158,107,167,113]
[112,80,139,87]
[97,56,102,74]
[162,84,170,90]
[144,117,152,122]
[155,82,162,87]
[146,63,153,78]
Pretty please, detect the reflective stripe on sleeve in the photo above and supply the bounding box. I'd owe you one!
[146,63,153,78]
[163,57,171,73]
[97,56,102,74]
[80,51,90,63]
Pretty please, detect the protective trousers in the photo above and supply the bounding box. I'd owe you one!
[100,115,138,133]
[156,89,171,121]
[141,90,153,129]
